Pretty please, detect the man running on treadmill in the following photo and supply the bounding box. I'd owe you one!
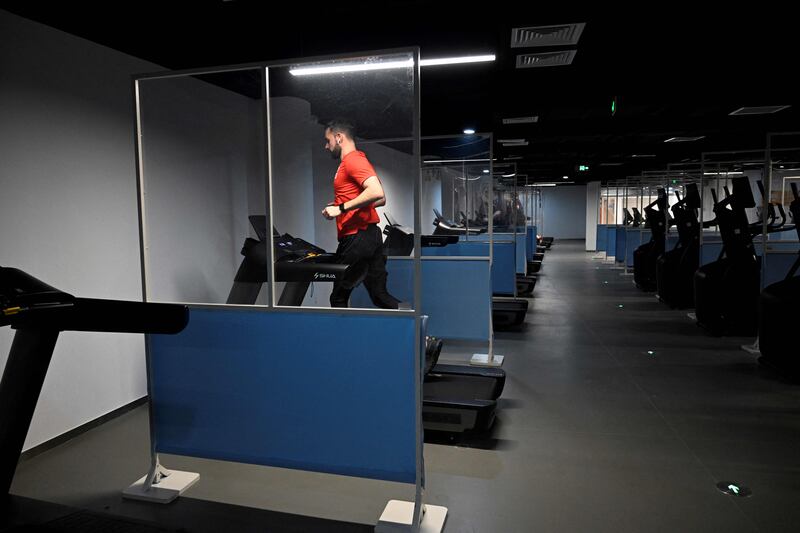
[320,120,402,309]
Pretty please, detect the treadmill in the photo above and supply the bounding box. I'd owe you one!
[0,266,189,528]
[431,208,486,236]
[229,216,506,434]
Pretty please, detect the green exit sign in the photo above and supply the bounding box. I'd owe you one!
[579,165,590,172]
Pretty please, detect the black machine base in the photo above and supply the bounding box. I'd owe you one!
[492,298,529,330]
[516,274,536,296]
[757,276,800,378]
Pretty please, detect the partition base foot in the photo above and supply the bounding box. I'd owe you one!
[471,353,504,367]
[741,338,760,355]
[123,470,199,503]
[376,500,447,533]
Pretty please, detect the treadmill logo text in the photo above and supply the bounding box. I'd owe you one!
[314,273,336,280]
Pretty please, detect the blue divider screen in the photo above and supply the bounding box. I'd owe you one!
[625,229,643,267]
[493,234,525,275]
[148,308,418,484]
[701,241,723,266]
[526,226,537,261]
[606,226,617,258]
[764,243,800,286]
[596,225,607,251]
[666,234,679,249]
[615,227,626,263]
[351,258,491,341]
[422,241,516,296]
[515,233,526,274]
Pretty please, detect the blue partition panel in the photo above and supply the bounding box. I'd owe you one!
[615,227,626,263]
[701,241,723,266]
[764,243,800,286]
[351,258,491,341]
[625,229,643,267]
[764,253,800,286]
[515,233,526,274]
[526,226,537,261]
[666,234,679,249]
[148,308,418,483]
[606,226,617,258]
[596,225,607,252]
[422,241,517,296]
[490,241,516,296]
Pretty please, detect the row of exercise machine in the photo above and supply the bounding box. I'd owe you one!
[628,177,799,377]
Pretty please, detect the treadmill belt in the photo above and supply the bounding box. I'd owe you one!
[424,373,499,401]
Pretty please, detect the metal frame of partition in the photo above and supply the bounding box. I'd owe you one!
[130,48,445,531]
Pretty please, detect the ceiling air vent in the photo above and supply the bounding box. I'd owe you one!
[729,105,791,116]
[516,50,576,69]
[511,23,586,48]
[502,116,539,125]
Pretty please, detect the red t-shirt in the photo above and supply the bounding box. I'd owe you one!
[333,150,380,238]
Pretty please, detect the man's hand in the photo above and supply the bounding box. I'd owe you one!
[322,205,342,220]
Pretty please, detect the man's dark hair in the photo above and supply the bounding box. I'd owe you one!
[325,120,355,140]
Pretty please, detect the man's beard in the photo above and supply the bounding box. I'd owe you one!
[329,145,341,159]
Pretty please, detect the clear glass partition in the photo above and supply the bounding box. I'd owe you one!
[136,68,268,306]
[420,134,492,240]
[135,50,420,312]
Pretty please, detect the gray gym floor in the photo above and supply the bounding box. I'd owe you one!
[10,240,800,532]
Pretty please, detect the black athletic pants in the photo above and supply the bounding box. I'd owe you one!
[330,224,401,309]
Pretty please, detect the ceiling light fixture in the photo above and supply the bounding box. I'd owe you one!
[290,58,413,76]
[420,54,496,67]
[463,128,476,135]
[290,55,495,75]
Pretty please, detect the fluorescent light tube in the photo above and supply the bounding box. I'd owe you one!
[290,58,414,76]
[420,55,496,66]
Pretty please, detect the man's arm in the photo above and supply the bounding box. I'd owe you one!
[322,176,385,219]
[345,176,384,210]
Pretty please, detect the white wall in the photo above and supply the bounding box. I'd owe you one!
[540,185,587,240]
[586,181,600,250]
[0,10,163,450]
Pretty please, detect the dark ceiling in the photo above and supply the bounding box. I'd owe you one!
[4,1,798,184]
